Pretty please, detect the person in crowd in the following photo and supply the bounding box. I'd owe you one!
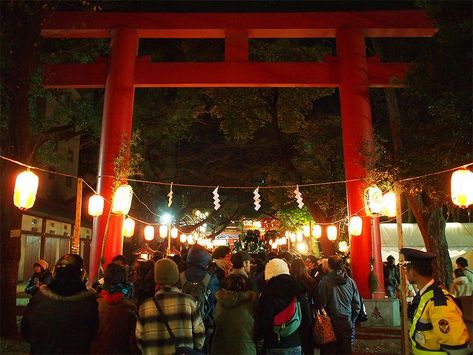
[152,250,164,263]
[91,263,139,354]
[280,251,295,270]
[132,259,155,306]
[318,255,361,355]
[304,255,319,279]
[209,245,232,284]
[456,256,473,285]
[93,254,132,294]
[256,258,302,354]
[291,258,317,355]
[21,254,98,354]
[314,258,329,285]
[401,248,470,354]
[178,247,189,272]
[25,259,53,295]
[383,255,400,298]
[211,274,257,355]
[230,251,258,294]
[136,258,205,355]
[181,244,220,352]
[450,268,473,297]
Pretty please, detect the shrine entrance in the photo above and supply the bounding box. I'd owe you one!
[41,10,436,297]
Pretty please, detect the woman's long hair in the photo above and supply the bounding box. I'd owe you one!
[291,258,316,293]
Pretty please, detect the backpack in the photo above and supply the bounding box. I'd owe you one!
[180,272,213,322]
[272,298,302,341]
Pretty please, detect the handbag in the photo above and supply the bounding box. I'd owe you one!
[312,307,336,345]
[152,297,204,355]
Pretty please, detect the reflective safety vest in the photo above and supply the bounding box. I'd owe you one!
[409,285,470,355]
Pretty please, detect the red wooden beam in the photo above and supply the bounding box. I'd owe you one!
[41,11,437,39]
[43,61,408,88]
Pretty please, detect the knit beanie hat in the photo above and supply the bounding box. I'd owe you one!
[35,259,49,271]
[265,258,290,281]
[154,258,179,285]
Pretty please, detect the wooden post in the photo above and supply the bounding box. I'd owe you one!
[395,182,409,354]
[72,178,83,254]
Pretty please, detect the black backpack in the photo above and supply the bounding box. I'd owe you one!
[180,272,213,322]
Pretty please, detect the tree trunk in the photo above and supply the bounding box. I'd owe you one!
[427,207,452,287]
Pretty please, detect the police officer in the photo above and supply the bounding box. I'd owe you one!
[400,248,470,355]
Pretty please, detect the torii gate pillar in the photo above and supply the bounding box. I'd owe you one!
[337,27,385,298]
[89,28,138,284]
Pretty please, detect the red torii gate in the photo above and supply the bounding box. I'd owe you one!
[41,10,436,297]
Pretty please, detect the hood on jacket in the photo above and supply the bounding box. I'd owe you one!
[187,245,211,267]
[264,274,298,299]
[327,270,349,285]
[454,276,469,285]
[39,284,95,301]
[216,289,256,309]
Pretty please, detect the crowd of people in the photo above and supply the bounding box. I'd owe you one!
[20,246,470,354]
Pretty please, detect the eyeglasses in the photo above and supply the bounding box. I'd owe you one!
[400,261,412,269]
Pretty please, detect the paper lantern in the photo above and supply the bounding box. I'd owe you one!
[313,224,322,239]
[303,225,310,237]
[144,225,155,241]
[88,194,104,217]
[170,227,179,239]
[187,234,195,245]
[364,186,383,216]
[159,225,168,239]
[280,237,287,245]
[180,234,187,243]
[327,225,337,241]
[338,241,349,253]
[122,218,135,238]
[451,169,473,208]
[382,191,397,217]
[111,184,133,215]
[296,242,308,253]
[13,170,39,210]
[348,215,362,236]
[296,231,303,242]
[290,233,296,243]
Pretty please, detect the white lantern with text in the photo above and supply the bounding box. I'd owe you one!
[14,170,39,210]
[382,191,397,217]
[313,224,322,239]
[111,184,133,215]
[122,218,135,238]
[88,194,104,217]
[144,225,155,241]
[327,225,338,241]
[170,227,179,239]
[451,169,473,208]
[348,215,362,236]
[159,225,168,239]
[364,186,383,216]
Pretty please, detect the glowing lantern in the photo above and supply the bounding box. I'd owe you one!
[111,184,133,215]
[159,225,168,239]
[296,231,303,242]
[338,241,349,253]
[364,186,383,216]
[296,242,308,253]
[290,233,296,243]
[180,234,187,243]
[13,170,39,210]
[88,194,104,217]
[313,224,322,239]
[187,235,195,245]
[144,225,155,241]
[271,240,278,249]
[382,191,397,217]
[285,231,290,238]
[170,227,179,239]
[303,225,310,237]
[451,169,473,208]
[348,215,362,236]
[122,218,135,238]
[327,225,337,241]
[280,237,287,245]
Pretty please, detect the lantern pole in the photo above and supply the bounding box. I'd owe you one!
[72,178,83,254]
[395,182,409,355]
[167,224,171,256]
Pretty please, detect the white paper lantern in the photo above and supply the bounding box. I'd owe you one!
[111,184,133,215]
[303,225,310,237]
[187,234,195,245]
[451,169,473,208]
[170,227,179,239]
[313,224,322,239]
[14,170,39,210]
[180,234,187,243]
[348,215,362,236]
[88,194,104,217]
[122,218,135,238]
[296,231,303,242]
[144,225,155,241]
[382,191,397,217]
[338,241,349,253]
[327,225,338,241]
[159,225,168,239]
[364,186,383,216]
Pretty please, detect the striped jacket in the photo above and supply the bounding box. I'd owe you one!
[136,286,205,355]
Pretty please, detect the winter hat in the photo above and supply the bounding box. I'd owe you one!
[35,259,49,271]
[154,258,179,285]
[265,258,290,281]
[187,245,211,267]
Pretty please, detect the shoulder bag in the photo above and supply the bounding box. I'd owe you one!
[312,306,336,345]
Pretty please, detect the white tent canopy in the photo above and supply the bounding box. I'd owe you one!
[380,223,473,264]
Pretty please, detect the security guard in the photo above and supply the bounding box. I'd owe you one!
[400,248,470,354]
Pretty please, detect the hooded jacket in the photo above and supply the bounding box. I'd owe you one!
[211,289,257,355]
[318,270,361,322]
[256,274,301,350]
[183,245,220,299]
[450,275,473,297]
[21,283,98,354]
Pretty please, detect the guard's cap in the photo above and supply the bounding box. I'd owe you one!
[400,248,436,265]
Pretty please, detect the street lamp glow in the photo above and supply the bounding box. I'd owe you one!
[160,213,172,224]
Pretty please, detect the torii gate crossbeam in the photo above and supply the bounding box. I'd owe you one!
[41,10,436,298]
